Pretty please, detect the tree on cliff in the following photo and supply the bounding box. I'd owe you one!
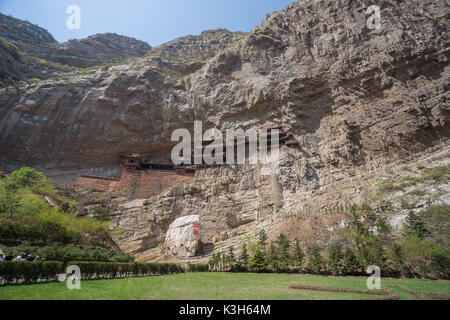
[257,229,268,251]
[403,211,430,240]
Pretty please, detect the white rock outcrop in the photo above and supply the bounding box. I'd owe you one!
[165,215,200,257]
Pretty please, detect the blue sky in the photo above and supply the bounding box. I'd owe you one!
[0,0,294,46]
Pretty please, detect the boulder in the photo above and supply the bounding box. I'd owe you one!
[165,215,200,257]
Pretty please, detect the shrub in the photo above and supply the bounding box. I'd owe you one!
[0,261,63,285]
[0,167,110,245]
[187,263,209,272]
[66,262,184,280]
[110,253,134,262]
[5,244,133,263]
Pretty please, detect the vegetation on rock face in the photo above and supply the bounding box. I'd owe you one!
[0,242,134,263]
[0,167,127,262]
[208,202,449,279]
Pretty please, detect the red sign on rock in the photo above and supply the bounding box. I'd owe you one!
[193,222,200,236]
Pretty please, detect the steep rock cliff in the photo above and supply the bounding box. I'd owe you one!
[0,0,449,260]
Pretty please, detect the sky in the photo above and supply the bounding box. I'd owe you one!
[0,0,294,46]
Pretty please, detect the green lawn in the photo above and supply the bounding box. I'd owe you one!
[0,273,449,300]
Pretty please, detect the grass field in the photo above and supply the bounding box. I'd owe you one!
[1,273,449,300]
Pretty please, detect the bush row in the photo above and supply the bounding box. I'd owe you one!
[0,261,184,285]
[187,263,209,272]
[0,261,63,284]
[67,261,185,280]
[4,243,134,263]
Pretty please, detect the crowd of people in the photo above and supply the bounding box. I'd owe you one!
[0,252,43,262]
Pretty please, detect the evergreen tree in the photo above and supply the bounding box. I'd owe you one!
[375,217,392,243]
[372,240,388,270]
[238,243,249,270]
[226,247,236,270]
[291,239,304,269]
[249,249,266,271]
[257,229,268,251]
[307,246,324,274]
[275,233,290,271]
[212,252,220,271]
[222,252,227,271]
[342,247,361,275]
[267,243,279,271]
[208,254,215,271]
[403,211,430,240]
[327,244,343,275]
[386,243,404,275]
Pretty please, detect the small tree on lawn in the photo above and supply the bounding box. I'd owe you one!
[222,252,227,271]
[275,233,290,271]
[227,247,236,270]
[249,249,266,272]
[327,244,344,275]
[342,247,361,275]
[307,246,324,274]
[266,242,279,271]
[212,252,220,271]
[238,242,249,270]
[291,239,304,270]
[208,255,215,271]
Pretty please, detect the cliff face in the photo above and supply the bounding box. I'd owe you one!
[14,33,153,68]
[0,13,152,81]
[0,0,449,260]
[0,13,56,45]
[149,28,246,59]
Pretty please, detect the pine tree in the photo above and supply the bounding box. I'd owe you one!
[222,252,227,271]
[257,229,268,251]
[342,247,361,275]
[372,240,388,270]
[208,254,215,271]
[275,233,290,271]
[403,211,430,240]
[238,243,249,270]
[291,239,304,269]
[267,243,279,271]
[327,244,343,275]
[227,247,236,270]
[249,249,266,271]
[307,246,324,274]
